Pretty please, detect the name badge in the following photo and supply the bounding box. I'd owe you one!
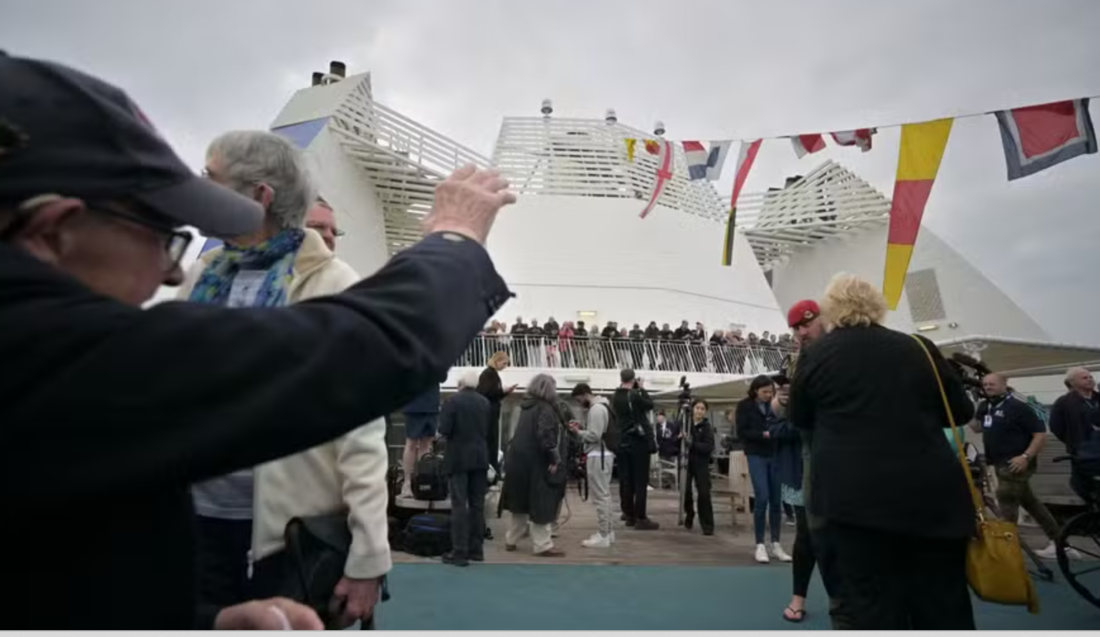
[983,415,993,429]
[228,270,267,308]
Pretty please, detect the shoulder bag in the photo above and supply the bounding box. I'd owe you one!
[912,334,1039,614]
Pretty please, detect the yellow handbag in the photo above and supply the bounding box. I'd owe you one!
[912,335,1040,614]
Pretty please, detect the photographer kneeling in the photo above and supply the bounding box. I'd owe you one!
[612,369,659,530]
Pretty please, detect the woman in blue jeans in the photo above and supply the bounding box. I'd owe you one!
[736,375,792,564]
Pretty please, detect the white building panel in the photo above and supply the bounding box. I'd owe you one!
[769,224,1048,341]
[486,194,787,336]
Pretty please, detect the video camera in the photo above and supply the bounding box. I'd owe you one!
[946,352,993,403]
[677,375,692,406]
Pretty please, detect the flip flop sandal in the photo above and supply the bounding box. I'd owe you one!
[783,607,806,623]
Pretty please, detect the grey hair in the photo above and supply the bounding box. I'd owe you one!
[525,373,558,402]
[206,131,317,230]
[458,370,480,389]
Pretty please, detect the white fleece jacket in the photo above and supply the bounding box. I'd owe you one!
[177,228,392,579]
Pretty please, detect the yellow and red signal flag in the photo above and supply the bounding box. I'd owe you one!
[883,118,953,309]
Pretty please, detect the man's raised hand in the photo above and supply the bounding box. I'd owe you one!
[422,165,516,245]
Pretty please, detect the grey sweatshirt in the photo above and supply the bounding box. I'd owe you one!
[579,396,611,455]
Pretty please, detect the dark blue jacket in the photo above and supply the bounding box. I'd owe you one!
[771,412,803,491]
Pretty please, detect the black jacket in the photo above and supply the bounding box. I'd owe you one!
[686,418,716,464]
[736,398,777,457]
[439,388,491,475]
[1049,391,1100,455]
[788,325,975,540]
[611,386,654,449]
[0,232,509,629]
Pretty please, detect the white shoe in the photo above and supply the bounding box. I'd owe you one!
[771,542,793,562]
[582,533,612,548]
[609,531,617,544]
[754,543,770,563]
[1036,541,1082,560]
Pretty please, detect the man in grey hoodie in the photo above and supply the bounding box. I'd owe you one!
[570,383,616,548]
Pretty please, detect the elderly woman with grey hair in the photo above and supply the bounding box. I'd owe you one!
[181,131,390,626]
[500,373,570,557]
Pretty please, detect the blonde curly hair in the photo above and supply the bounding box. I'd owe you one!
[821,273,888,328]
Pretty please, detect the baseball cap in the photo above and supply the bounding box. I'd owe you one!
[0,52,262,237]
[787,299,821,328]
[570,383,593,397]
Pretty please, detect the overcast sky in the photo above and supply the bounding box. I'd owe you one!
[3,0,1098,343]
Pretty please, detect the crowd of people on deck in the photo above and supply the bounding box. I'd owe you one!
[4,52,1098,632]
[460,318,795,373]
[432,277,1100,631]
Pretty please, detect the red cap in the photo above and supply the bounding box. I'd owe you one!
[787,300,820,328]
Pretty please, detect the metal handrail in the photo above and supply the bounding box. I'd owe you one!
[456,334,790,375]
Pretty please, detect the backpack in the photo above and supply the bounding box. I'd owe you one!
[411,452,448,502]
[597,402,620,453]
[402,513,452,557]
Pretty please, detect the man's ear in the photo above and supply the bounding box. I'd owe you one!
[14,198,87,264]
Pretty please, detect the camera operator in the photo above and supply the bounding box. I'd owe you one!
[969,373,1063,558]
[612,369,659,530]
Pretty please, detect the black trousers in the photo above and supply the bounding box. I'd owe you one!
[791,506,816,597]
[821,521,974,630]
[486,408,501,477]
[619,444,652,522]
[449,469,488,559]
[195,515,253,609]
[683,458,713,531]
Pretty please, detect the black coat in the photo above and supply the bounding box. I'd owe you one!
[0,233,509,629]
[788,324,976,540]
[736,398,777,457]
[501,398,568,524]
[476,366,505,448]
[439,388,490,475]
[686,418,716,465]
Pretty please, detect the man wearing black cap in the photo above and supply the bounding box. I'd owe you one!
[0,52,514,629]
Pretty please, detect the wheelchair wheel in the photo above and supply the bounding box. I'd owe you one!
[1056,510,1100,609]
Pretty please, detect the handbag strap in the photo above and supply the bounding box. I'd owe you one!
[910,334,984,517]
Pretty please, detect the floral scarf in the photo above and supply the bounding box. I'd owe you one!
[188,228,305,308]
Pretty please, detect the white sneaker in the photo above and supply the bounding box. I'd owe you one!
[754,543,770,563]
[582,533,612,548]
[1036,541,1082,560]
[771,542,793,562]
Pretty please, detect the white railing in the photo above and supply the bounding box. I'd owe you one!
[492,117,726,220]
[456,334,789,375]
[737,161,891,269]
[326,79,493,254]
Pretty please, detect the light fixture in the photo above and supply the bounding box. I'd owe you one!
[917,324,939,332]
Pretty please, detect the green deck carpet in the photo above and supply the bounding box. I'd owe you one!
[374,563,1097,630]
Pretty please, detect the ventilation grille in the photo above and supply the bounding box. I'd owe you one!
[905,268,946,323]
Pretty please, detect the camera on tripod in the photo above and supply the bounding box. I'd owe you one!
[677,375,692,405]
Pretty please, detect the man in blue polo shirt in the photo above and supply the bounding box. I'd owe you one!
[970,373,1062,558]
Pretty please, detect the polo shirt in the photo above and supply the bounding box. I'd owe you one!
[975,394,1045,466]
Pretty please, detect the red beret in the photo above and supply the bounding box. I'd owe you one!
[787,299,820,328]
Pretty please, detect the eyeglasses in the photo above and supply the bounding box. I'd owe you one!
[2,196,192,272]
[88,202,193,271]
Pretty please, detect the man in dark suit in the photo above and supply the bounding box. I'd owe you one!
[0,53,514,629]
[439,371,492,567]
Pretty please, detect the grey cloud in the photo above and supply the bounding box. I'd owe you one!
[3,0,1098,343]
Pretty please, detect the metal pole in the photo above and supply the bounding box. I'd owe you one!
[677,402,691,526]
